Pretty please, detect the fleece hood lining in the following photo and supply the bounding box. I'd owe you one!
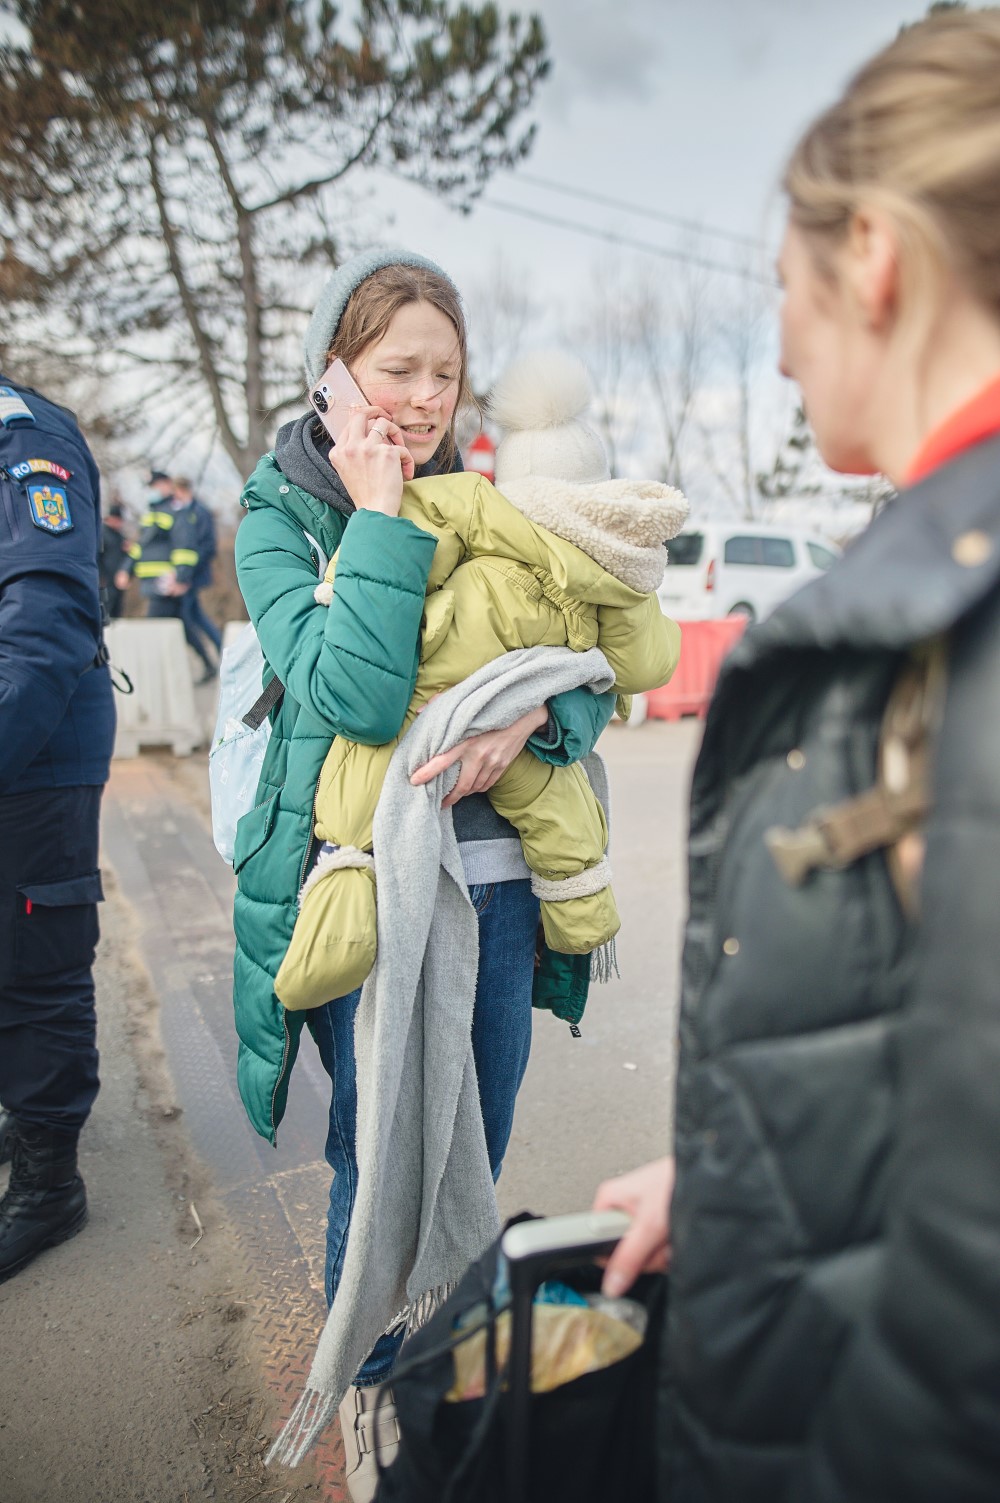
[498,475,689,595]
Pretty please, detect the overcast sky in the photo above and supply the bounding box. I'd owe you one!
[366,0,936,309]
[0,0,942,499]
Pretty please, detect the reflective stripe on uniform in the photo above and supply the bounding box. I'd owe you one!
[134,561,173,577]
[140,511,174,530]
[170,549,199,567]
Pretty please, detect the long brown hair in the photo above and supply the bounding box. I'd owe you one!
[783,10,1000,313]
[326,263,476,470]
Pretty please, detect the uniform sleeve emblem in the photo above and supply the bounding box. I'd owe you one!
[27,482,73,534]
[7,458,72,482]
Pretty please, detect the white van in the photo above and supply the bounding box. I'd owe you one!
[657,522,840,622]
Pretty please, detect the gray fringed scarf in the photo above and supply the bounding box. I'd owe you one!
[268,644,615,1466]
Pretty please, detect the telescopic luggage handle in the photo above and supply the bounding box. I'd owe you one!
[501,1210,631,1503]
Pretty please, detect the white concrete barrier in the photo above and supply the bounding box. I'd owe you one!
[106,618,202,758]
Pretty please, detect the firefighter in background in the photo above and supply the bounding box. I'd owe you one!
[0,374,115,1283]
[126,468,216,681]
[173,476,222,681]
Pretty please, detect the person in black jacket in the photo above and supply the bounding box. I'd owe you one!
[98,500,130,619]
[594,12,1000,1501]
[0,375,115,1283]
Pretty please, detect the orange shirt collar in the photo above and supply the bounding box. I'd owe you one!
[905,372,1000,485]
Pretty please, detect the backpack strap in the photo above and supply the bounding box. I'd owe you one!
[242,673,284,730]
[765,636,948,915]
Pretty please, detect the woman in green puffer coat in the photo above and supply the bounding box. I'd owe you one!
[234,249,631,1500]
[274,351,686,1012]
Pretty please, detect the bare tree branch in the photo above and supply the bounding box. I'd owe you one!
[248,113,389,214]
[147,129,245,469]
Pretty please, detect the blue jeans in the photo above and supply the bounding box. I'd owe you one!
[309,876,539,1386]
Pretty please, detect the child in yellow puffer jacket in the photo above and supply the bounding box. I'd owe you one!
[274,351,686,1011]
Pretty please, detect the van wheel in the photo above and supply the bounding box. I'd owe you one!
[728,602,756,622]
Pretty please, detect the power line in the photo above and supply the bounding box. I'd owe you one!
[376,0,775,278]
[480,197,777,286]
[514,171,770,254]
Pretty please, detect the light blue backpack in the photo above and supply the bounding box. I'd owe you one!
[208,531,327,864]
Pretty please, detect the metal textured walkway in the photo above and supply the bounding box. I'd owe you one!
[103,757,347,1498]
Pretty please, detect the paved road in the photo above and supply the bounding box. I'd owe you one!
[499,717,701,1219]
[102,715,701,1482]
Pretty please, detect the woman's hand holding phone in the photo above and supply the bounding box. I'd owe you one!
[327,405,415,517]
[311,357,415,514]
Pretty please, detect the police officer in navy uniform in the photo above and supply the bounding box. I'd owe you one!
[0,375,115,1283]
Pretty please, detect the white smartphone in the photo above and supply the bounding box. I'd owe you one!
[501,1210,631,1270]
[309,357,369,442]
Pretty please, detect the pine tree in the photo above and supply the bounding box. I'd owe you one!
[0,1,548,474]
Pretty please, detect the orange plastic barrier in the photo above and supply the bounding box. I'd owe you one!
[645,617,747,722]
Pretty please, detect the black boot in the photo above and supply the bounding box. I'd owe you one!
[0,1109,15,1166]
[0,1122,87,1283]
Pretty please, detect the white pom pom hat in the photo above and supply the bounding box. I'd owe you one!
[486,349,689,595]
[491,350,611,487]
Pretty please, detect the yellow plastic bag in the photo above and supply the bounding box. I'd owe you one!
[445,1303,643,1402]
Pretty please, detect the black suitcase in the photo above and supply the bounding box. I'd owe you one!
[376,1211,667,1503]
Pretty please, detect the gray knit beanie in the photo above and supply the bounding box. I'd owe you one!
[303,247,461,385]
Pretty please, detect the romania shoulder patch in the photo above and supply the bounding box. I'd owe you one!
[8,458,72,482]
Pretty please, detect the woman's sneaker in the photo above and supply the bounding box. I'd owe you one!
[338,1383,400,1503]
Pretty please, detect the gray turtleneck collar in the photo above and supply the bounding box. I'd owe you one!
[274,414,463,517]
